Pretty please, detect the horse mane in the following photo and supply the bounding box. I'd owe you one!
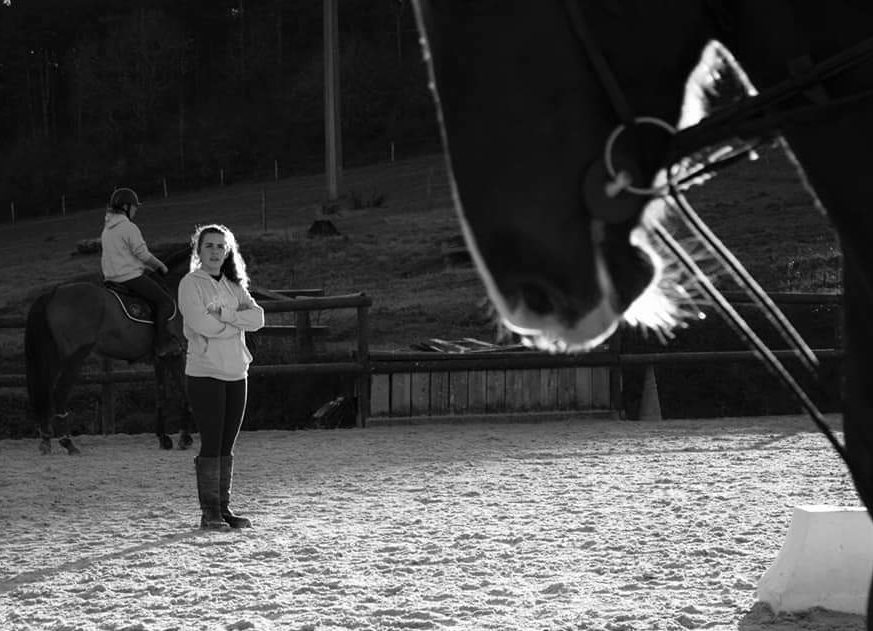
[150,242,192,274]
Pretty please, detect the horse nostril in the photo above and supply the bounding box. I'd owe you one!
[518,282,555,316]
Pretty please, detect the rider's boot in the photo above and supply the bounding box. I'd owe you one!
[219,455,252,528]
[195,456,229,530]
[154,318,183,358]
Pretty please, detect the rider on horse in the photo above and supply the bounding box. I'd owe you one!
[100,187,183,358]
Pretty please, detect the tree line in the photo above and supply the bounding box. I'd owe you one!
[0,0,439,220]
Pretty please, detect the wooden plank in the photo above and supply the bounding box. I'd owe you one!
[485,370,506,413]
[252,325,330,337]
[592,367,611,408]
[430,372,450,415]
[391,373,411,416]
[266,287,325,298]
[521,369,541,411]
[538,367,558,410]
[449,371,468,414]
[574,367,593,408]
[504,369,525,411]
[556,367,576,410]
[370,374,390,417]
[410,372,431,416]
[467,370,487,413]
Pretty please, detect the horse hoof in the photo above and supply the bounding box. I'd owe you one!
[58,437,80,455]
[159,435,173,450]
[178,434,193,450]
[39,440,51,455]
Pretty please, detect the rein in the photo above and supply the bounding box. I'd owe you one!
[561,0,873,469]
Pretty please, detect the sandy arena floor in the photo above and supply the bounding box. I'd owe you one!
[0,415,866,631]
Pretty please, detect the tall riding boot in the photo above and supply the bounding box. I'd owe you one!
[219,455,252,528]
[195,456,228,530]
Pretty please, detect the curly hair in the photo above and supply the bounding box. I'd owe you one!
[188,224,250,289]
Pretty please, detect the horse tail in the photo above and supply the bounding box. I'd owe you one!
[25,290,60,421]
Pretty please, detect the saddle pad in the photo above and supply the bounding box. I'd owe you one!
[105,288,155,324]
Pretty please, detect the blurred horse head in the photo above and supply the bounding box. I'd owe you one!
[411,1,873,352]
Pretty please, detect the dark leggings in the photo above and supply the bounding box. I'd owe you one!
[186,376,248,457]
[122,274,175,322]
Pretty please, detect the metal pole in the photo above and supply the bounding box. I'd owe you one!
[324,0,342,201]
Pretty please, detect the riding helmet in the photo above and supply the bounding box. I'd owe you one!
[109,188,140,212]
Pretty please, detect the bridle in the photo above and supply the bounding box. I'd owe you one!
[563,0,873,470]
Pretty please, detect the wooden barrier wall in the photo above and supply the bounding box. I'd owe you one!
[370,366,611,419]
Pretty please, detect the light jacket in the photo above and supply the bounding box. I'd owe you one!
[101,213,157,282]
[177,269,265,381]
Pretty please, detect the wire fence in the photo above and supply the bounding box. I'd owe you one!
[2,135,442,226]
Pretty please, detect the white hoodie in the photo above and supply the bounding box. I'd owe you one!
[100,213,158,282]
[177,269,265,381]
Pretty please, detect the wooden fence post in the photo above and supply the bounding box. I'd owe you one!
[609,327,625,419]
[295,309,314,360]
[101,358,115,434]
[356,301,370,428]
[10,201,14,224]
[261,188,267,232]
[162,177,169,198]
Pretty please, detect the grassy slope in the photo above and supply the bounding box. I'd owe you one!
[0,154,492,358]
[0,143,840,357]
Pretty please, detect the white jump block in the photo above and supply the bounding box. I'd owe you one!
[757,505,873,614]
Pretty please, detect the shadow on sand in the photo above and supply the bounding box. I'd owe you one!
[738,602,865,630]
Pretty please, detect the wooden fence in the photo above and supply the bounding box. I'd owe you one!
[0,290,845,430]
[0,290,374,429]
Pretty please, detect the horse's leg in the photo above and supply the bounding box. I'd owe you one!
[37,401,55,455]
[179,405,194,451]
[37,420,53,455]
[55,412,80,455]
[154,360,173,450]
[174,356,194,450]
[26,291,60,454]
[50,347,92,455]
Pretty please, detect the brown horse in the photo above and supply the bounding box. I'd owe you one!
[25,246,193,454]
[413,0,873,622]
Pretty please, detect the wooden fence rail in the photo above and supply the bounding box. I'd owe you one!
[0,291,845,428]
[1,290,373,429]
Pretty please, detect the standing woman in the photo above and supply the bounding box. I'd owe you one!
[178,224,264,530]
